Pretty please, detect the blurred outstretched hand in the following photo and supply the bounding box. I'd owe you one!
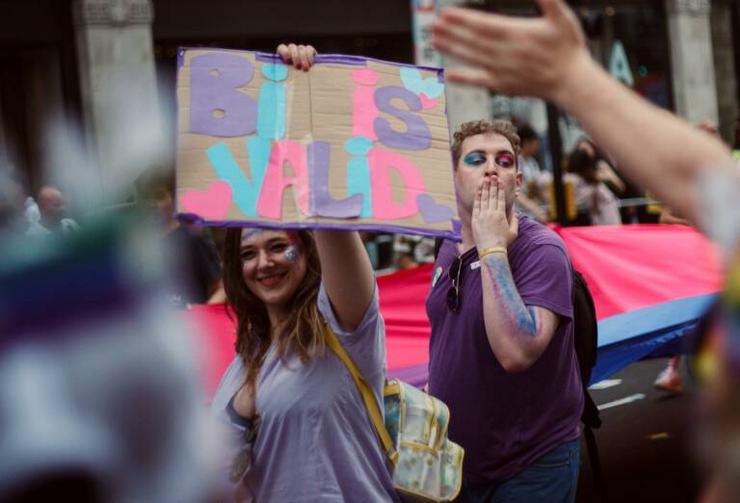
[432,0,589,104]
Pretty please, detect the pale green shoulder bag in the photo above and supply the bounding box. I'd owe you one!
[324,325,464,502]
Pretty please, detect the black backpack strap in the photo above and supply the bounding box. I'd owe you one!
[433,237,444,261]
[572,269,607,502]
[583,421,608,503]
[582,385,602,429]
[582,381,607,502]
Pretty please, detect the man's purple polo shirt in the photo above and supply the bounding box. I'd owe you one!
[426,216,583,485]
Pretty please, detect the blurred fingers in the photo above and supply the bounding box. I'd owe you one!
[537,0,570,22]
[495,178,505,212]
[306,45,316,66]
[288,44,300,67]
[297,45,309,70]
[445,68,497,90]
[437,7,517,39]
[474,184,482,215]
[481,178,491,211]
[276,44,291,63]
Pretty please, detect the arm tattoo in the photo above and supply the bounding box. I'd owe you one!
[483,254,538,336]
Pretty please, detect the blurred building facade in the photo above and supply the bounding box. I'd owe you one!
[0,0,414,199]
[0,0,738,198]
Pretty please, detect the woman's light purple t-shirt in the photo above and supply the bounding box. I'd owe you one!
[211,285,397,502]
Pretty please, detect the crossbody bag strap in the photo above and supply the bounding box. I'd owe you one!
[323,325,398,466]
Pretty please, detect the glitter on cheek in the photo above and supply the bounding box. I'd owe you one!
[284,246,299,263]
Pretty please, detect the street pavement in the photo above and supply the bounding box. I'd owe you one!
[576,357,703,503]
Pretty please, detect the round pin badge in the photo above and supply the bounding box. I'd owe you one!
[431,266,443,287]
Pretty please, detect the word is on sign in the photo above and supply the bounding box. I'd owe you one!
[176,48,458,238]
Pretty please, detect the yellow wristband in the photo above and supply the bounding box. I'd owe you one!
[478,246,507,260]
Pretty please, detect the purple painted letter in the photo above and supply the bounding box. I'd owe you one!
[190,53,257,137]
[309,141,363,218]
[373,86,431,151]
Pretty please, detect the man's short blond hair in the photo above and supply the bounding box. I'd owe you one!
[451,119,521,168]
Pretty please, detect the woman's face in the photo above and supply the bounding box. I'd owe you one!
[239,229,307,310]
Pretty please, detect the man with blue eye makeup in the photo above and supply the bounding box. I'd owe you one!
[426,119,582,502]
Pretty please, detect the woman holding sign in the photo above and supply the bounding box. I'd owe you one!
[210,46,397,502]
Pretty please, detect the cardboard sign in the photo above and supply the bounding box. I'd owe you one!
[175,48,458,238]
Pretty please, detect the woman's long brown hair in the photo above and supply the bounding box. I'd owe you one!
[222,229,325,390]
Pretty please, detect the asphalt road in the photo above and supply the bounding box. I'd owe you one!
[576,357,704,503]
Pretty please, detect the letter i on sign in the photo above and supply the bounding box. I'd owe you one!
[345,68,380,218]
[258,62,289,139]
[351,69,380,140]
[344,137,373,218]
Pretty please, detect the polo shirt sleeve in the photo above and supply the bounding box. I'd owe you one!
[514,243,573,321]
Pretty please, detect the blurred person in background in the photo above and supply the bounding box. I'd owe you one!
[209,44,396,503]
[574,137,626,196]
[516,124,542,182]
[515,124,548,222]
[26,185,80,237]
[573,136,636,223]
[566,148,621,226]
[431,1,739,500]
[137,168,222,306]
[393,235,435,269]
[394,238,418,270]
[0,173,31,236]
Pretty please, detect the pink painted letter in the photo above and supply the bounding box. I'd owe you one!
[256,140,311,218]
[368,147,427,219]
[351,69,379,141]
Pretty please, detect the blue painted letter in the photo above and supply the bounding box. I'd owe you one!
[206,141,266,216]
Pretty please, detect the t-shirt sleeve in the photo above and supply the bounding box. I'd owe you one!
[211,355,245,420]
[317,283,386,385]
[209,356,250,491]
[515,243,573,321]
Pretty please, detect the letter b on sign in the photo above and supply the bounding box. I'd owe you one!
[190,53,257,137]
